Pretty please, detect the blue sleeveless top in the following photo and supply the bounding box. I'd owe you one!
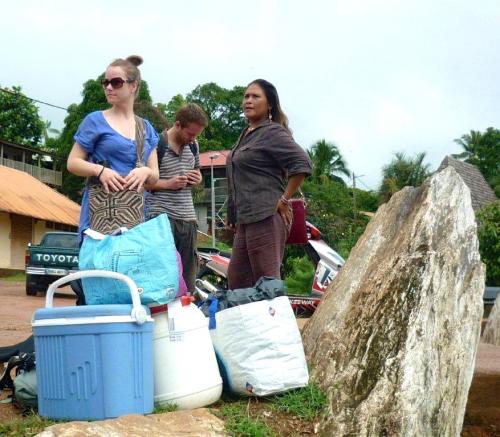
[74,111,159,242]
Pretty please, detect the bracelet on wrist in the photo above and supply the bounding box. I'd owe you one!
[97,165,105,180]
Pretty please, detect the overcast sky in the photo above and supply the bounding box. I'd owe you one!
[1,0,498,189]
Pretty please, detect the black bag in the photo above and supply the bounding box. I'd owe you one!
[198,277,286,317]
[13,368,37,413]
[0,352,37,414]
[88,116,146,234]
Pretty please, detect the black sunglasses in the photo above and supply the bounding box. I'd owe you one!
[101,77,134,89]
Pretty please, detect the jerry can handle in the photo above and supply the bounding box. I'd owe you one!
[44,270,148,324]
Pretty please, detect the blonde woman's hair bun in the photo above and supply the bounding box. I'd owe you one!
[126,55,143,67]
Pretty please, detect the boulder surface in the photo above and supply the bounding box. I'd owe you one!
[36,408,225,437]
[483,294,500,346]
[303,167,485,437]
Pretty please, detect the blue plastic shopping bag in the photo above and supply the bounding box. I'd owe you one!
[79,214,178,306]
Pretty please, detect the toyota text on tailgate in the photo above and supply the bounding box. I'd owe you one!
[25,232,79,295]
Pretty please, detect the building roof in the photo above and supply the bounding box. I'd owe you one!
[438,156,497,211]
[0,165,80,225]
[0,138,58,159]
[199,150,230,168]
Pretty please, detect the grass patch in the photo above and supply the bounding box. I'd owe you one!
[215,241,232,252]
[217,401,276,437]
[0,413,56,437]
[0,386,326,437]
[269,383,327,420]
[212,384,327,436]
[197,241,232,252]
[0,272,26,282]
[153,403,177,414]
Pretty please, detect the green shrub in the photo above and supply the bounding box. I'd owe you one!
[477,201,500,285]
[284,256,315,295]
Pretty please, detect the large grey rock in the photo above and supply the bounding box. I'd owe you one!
[483,294,500,346]
[36,408,225,437]
[303,167,485,437]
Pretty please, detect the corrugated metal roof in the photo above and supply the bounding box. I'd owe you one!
[0,165,80,225]
[199,150,230,168]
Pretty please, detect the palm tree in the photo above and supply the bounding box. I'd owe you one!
[379,152,431,203]
[42,120,60,145]
[453,128,500,197]
[452,130,484,161]
[308,139,350,182]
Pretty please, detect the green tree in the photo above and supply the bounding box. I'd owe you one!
[477,201,500,285]
[308,139,350,182]
[354,188,379,213]
[379,152,431,203]
[162,82,247,152]
[42,120,60,146]
[186,82,246,151]
[0,86,45,147]
[453,128,500,197]
[301,177,371,260]
[285,256,315,295]
[162,94,186,125]
[133,101,169,133]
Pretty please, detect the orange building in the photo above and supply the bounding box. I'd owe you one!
[0,166,79,271]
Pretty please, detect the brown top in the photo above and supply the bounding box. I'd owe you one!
[227,120,312,225]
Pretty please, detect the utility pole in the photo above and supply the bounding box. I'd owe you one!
[352,173,357,219]
[352,173,364,219]
[209,153,220,248]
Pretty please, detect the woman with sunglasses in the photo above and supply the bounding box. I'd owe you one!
[67,55,159,242]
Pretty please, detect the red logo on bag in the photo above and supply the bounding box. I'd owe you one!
[268,307,276,316]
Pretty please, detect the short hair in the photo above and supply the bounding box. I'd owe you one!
[175,103,208,128]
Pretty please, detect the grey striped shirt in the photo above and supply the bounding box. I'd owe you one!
[146,142,199,222]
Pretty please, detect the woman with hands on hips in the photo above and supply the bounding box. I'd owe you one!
[67,55,159,241]
[226,79,312,290]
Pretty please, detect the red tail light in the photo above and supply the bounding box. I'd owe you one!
[25,250,30,266]
[306,222,321,240]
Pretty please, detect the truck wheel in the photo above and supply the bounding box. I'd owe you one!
[26,285,38,296]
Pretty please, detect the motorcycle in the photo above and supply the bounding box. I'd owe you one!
[195,221,345,316]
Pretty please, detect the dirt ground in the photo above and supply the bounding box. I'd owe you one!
[0,279,76,423]
[0,279,499,435]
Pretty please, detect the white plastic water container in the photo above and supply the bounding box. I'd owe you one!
[152,296,222,409]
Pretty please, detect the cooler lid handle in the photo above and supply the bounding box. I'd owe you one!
[44,270,147,324]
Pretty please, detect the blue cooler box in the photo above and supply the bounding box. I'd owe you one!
[32,271,154,421]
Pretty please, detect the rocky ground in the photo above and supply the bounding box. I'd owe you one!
[0,279,499,435]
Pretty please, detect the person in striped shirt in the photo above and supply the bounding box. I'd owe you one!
[146,104,207,294]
